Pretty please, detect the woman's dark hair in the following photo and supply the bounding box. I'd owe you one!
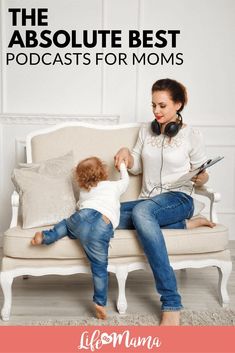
[151,78,188,113]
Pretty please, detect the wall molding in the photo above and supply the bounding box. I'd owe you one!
[0,114,119,125]
[1,114,235,127]
[193,123,235,128]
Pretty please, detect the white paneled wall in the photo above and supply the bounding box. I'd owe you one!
[0,0,235,238]
[102,0,140,121]
[197,125,235,240]
[1,0,234,123]
[1,0,104,115]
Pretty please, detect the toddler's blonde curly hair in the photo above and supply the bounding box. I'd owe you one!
[75,157,108,191]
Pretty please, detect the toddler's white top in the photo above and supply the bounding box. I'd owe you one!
[77,163,129,229]
[128,123,208,199]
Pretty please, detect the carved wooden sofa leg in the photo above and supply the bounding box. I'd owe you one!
[0,271,14,321]
[217,261,233,307]
[115,265,128,315]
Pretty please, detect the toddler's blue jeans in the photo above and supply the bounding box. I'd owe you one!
[42,209,114,307]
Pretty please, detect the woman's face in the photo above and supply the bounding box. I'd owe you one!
[152,90,182,127]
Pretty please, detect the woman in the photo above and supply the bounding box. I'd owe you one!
[114,78,214,326]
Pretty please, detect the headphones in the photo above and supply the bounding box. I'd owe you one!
[151,112,183,138]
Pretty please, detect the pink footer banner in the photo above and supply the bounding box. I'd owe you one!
[0,326,235,353]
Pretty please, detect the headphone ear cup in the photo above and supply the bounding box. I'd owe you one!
[164,114,183,137]
[151,120,161,135]
[164,122,180,138]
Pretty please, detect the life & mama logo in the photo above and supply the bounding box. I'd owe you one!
[77,329,162,351]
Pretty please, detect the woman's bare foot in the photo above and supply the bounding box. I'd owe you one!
[160,311,180,326]
[31,232,43,245]
[187,217,216,229]
[95,304,107,320]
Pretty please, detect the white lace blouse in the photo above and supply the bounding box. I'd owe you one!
[128,123,208,199]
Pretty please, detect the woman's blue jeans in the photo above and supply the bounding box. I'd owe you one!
[117,191,194,311]
[42,209,114,307]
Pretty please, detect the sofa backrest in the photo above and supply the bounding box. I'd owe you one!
[26,123,142,201]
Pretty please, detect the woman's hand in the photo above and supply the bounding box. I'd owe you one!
[114,147,134,170]
[191,170,209,187]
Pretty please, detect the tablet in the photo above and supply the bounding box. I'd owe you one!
[172,156,224,187]
[197,156,224,174]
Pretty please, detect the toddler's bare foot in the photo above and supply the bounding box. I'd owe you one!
[187,217,216,229]
[160,311,180,326]
[31,232,43,245]
[95,304,107,320]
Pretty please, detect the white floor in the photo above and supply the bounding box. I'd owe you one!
[0,243,234,323]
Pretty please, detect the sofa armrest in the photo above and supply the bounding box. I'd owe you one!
[10,190,20,228]
[194,185,221,223]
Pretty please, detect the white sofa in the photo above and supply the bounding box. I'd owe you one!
[0,122,232,321]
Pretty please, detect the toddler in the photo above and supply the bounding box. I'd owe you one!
[31,156,129,319]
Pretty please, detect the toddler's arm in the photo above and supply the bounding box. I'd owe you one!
[116,162,129,195]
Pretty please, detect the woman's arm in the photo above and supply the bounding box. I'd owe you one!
[114,147,134,170]
[189,128,209,186]
[114,125,146,173]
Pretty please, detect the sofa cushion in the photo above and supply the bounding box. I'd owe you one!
[4,224,229,259]
[1,250,231,272]
[11,153,76,229]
